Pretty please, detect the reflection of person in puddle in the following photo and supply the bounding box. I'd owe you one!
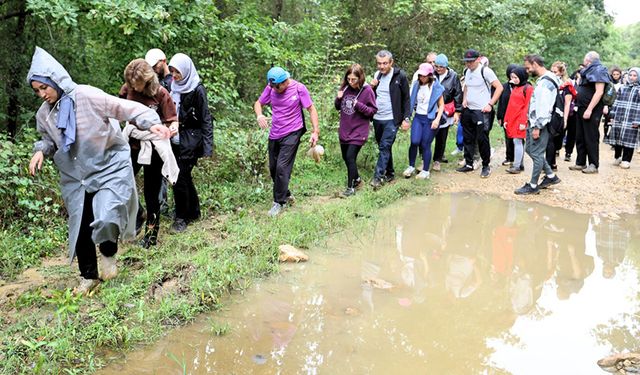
[394,224,429,306]
[445,244,482,299]
[594,215,629,279]
[555,218,594,300]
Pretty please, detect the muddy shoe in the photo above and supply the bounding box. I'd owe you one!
[501,159,512,166]
[582,164,598,174]
[613,157,622,166]
[339,187,356,198]
[456,164,474,173]
[370,177,382,190]
[505,166,521,174]
[416,170,430,179]
[514,183,540,195]
[403,166,416,178]
[620,161,631,169]
[73,278,100,296]
[569,164,586,171]
[538,175,561,189]
[480,166,491,178]
[432,161,441,172]
[99,254,118,280]
[267,202,284,217]
[286,195,296,206]
[354,177,364,190]
[171,218,188,233]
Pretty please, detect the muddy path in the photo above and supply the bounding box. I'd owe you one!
[431,141,640,217]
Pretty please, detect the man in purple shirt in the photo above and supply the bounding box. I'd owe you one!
[254,67,320,217]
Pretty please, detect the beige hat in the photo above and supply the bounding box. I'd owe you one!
[144,48,166,67]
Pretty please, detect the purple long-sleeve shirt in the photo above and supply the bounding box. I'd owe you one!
[335,84,377,145]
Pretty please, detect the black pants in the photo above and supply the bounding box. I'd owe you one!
[132,149,164,224]
[268,128,303,204]
[564,113,577,156]
[504,127,514,162]
[340,143,362,188]
[173,145,200,222]
[614,145,634,162]
[545,133,563,167]
[575,107,603,168]
[433,127,449,162]
[76,192,118,280]
[461,109,491,168]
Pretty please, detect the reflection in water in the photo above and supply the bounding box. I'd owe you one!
[98,193,640,375]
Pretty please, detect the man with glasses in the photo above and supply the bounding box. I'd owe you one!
[370,50,411,188]
[254,67,320,217]
[456,49,503,178]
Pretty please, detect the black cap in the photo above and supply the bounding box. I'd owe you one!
[462,49,480,62]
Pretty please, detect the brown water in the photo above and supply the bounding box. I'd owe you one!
[98,193,640,375]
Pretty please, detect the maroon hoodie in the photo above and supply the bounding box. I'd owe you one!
[335,84,377,145]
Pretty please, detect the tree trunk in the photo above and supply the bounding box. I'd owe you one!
[5,0,27,140]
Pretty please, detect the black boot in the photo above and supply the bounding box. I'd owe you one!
[140,214,159,249]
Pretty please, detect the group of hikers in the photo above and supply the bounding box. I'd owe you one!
[26,45,638,295]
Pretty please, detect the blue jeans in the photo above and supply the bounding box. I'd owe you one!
[456,120,464,151]
[409,114,437,170]
[373,119,398,179]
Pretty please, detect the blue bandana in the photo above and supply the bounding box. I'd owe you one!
[31,75,76,152]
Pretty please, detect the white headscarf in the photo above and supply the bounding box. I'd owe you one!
[169,53,201,109]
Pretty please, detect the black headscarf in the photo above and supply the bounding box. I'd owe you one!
[511,67,529,87]
[506,64,518,80]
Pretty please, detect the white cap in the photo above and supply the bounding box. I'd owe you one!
[144,48,166,67]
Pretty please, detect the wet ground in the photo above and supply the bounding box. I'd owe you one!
[98,193,640,375]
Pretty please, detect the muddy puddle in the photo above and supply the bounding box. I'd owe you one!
[98,193,640,375]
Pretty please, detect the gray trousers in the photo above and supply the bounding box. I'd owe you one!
[525,125,554,186]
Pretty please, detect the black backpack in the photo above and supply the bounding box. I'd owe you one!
[602,81,617,106]
[540,76,564,137]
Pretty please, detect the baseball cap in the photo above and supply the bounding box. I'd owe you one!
[416,63,434,77]
[462,49,480,62]
[145,48,166,67]
[435,54,449,67]
[267,67,290,84]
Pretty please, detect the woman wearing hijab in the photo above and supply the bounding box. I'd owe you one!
[497,64,519,167]
[120,59,180,248]
[503,67,533,174]
[27,47,170,295]
[168,53,214,233]
[605,67,640,169]
[402,63,445,180]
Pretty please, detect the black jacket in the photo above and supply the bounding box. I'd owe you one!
[373,68,411,126]
[439,68,463,112]
[178,84,214,159]
[496,81,514,122]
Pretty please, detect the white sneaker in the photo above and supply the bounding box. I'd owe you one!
[613,157,622,166]
[620,161,630,169]
[451,148,462,156]
[458,159,467,167]
[268,202,284,217]
[432,161,441,172]
[416,170,430,179]
[403,166,416,178]
[100,254,118,281]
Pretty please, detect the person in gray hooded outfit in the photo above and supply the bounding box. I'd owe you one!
[27,47,171,295]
